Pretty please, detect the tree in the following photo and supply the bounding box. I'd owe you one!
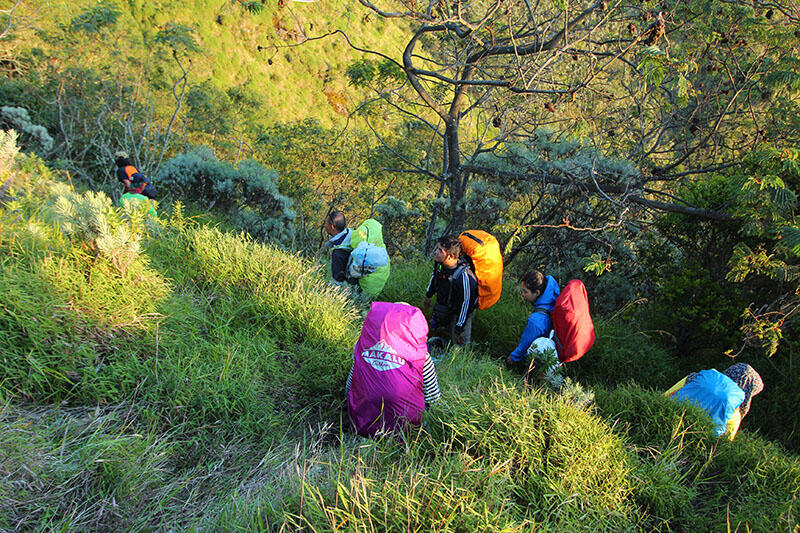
[341,0,800,355]
[345,0,798,246]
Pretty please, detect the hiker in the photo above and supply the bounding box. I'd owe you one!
[423,235,478,346]
[114,151,156,199]
[348,218,391,298]
[323,210,354,286]
[346,302,441,436]
[506,270,561,367]
[120,191,157,217]
[665,363,764,440]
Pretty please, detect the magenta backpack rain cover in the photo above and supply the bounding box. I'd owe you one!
[347,302,429,436]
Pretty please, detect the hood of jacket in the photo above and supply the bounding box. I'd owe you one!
[533,275,560,311]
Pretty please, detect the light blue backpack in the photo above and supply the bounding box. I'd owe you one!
[675,369,745,436]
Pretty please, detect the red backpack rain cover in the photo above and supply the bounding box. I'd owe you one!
[552,279,595,363]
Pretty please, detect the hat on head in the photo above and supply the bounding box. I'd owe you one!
[114,151,128,159]
[722,363,763,417]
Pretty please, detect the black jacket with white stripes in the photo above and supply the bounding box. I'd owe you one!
[425,261,478,333]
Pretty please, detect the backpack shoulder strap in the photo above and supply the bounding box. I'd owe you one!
[448,264,473,283]
[461,231,484,246]
[446,264,473,306]
[533,306,551,317]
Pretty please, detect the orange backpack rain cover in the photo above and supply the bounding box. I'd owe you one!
[459,230,503,309]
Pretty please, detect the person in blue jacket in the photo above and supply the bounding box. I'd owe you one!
[506,270,560,366]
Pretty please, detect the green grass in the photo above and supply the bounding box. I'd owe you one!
[9,0,413,130]
[1,156,798,531]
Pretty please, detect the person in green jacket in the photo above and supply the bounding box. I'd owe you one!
[120,192,157,218]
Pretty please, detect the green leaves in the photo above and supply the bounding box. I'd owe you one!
[345,58,404,88]
[154,23,199,53]
[240,1,264,14]
[583,253,612,276]
[638,46,668,88]
[675,74,693,107]
[779,226,800,257]
[727,244,782,283]
[68,1,121,34]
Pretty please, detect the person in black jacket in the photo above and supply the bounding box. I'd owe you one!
[114,151,156,199]
[323,210,355,286]
[423,235,478,346]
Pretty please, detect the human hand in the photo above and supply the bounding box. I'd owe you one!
[506,356,515,366]
[423,297,431,309]
[454,331,465,345]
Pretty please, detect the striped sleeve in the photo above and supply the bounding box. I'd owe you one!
[454,271,472,330]
[425,269,436,298]
[345,366,353,397]
[422,354,441,404]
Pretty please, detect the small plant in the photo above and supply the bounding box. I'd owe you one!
[0,129,19,199]
[240,1,264,14]
[68,1,121,33]
[154,23,200,53]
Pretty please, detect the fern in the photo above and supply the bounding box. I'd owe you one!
[769,186,797,210]
[779,225,800,257]
[240,0,264,14]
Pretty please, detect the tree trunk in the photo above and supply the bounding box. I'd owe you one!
[444,118,466,234]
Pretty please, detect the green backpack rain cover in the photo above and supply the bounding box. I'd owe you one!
[350,218,390,296]
[120,192,157,217]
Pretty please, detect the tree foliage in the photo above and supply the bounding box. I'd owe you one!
[346,0,800,355]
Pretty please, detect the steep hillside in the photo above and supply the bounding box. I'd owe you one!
[1,134,798,531]
[9,0,406,126]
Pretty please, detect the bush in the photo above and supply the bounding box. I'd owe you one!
[569,318,680,389]
[0,156,168,402]
[594,383,800,531]
[0,107,54,153]
[156,147,296,244]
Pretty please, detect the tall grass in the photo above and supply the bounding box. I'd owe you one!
[2,156,798,531]
[596,383,800,531]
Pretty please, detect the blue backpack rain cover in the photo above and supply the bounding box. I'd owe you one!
[675,369,745,436]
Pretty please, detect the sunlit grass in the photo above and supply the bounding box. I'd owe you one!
[1,159,798,531]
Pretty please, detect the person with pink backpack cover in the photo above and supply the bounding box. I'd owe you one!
[346,302,441,436]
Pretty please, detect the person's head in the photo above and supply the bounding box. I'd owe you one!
[434,235,461,267]
[324,211,347,236]
[722,363,763,418]
[114,151,130,168]
[520,270,546,304]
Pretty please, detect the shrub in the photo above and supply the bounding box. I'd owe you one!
[594,383,800,530]
[709,434,800,531]
[569,318,680,389]
[0,107,54,153]
[426,383,635,522]
[0,156,168,402]
[156,147,296,244]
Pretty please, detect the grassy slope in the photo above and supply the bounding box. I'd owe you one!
[1,147,798,530]
[15,0,408,128]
